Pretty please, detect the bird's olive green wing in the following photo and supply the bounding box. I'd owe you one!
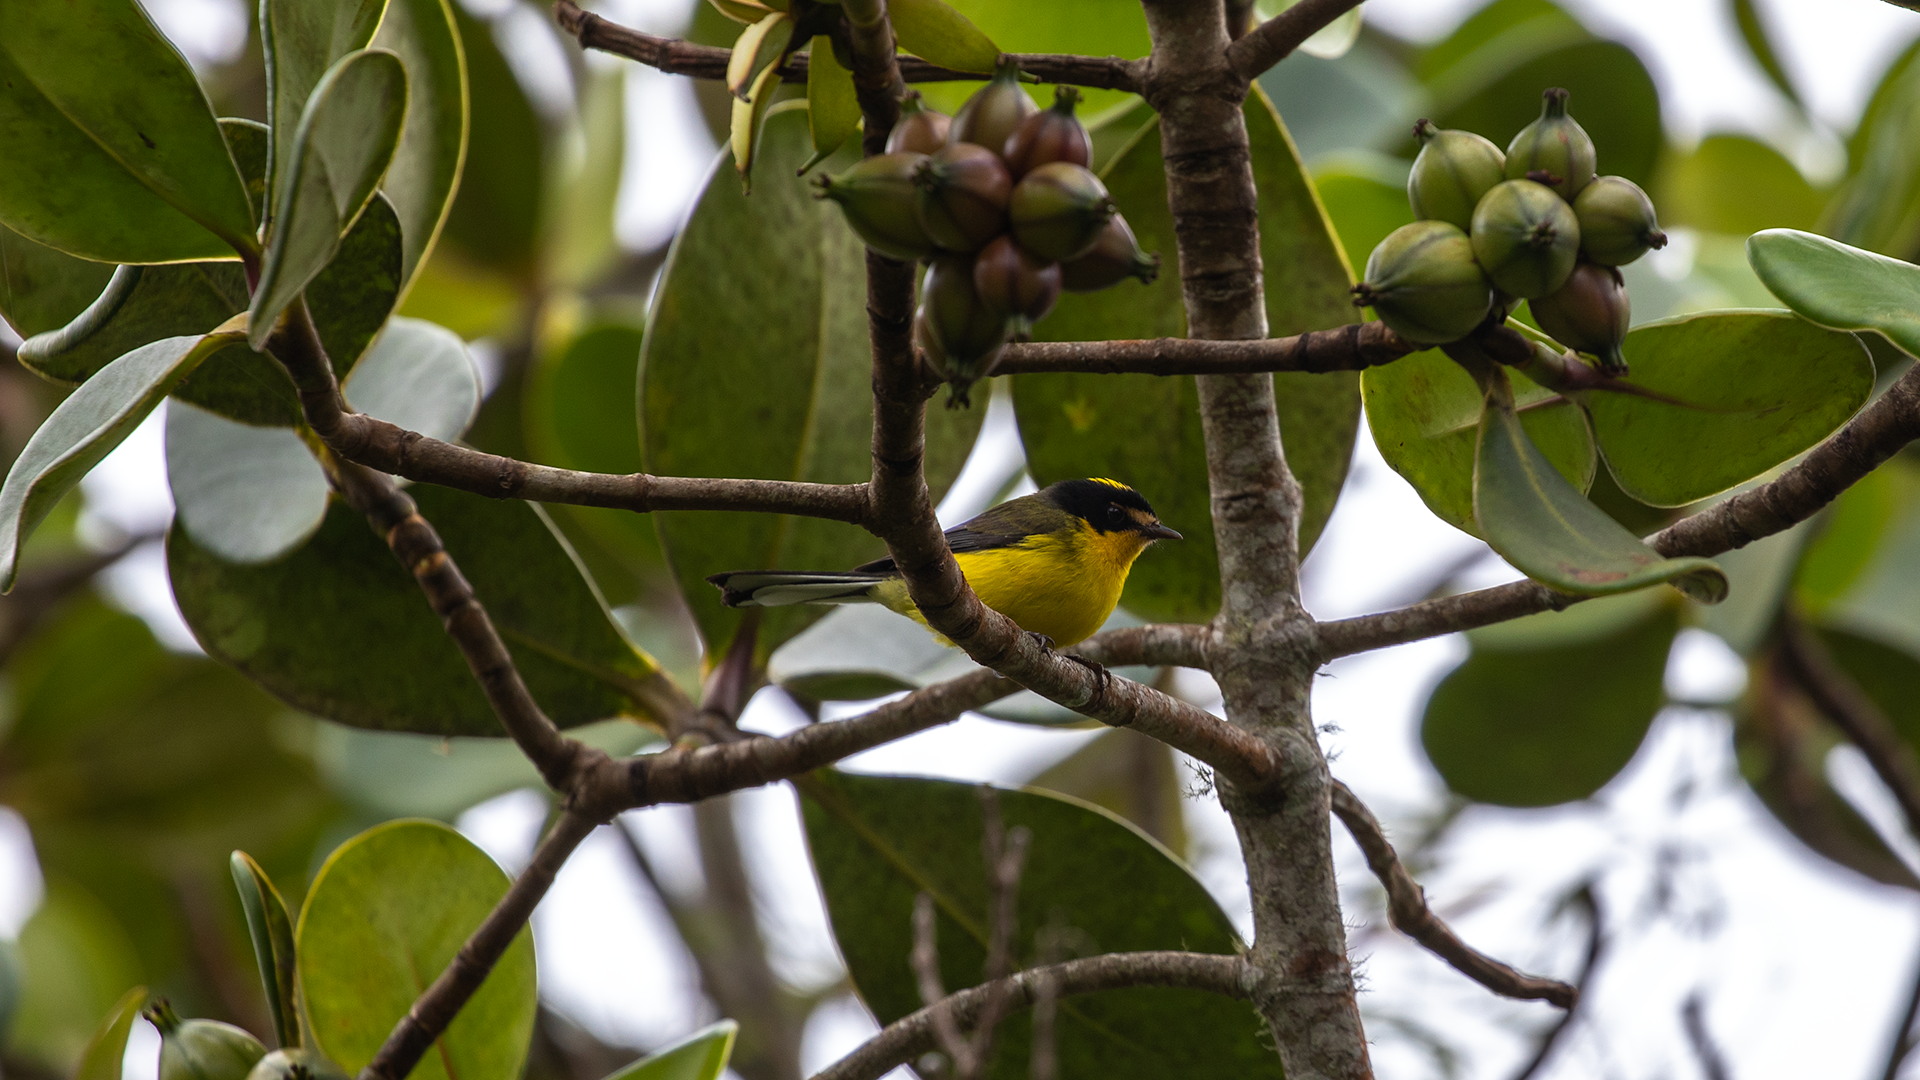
[850,495,1050,573]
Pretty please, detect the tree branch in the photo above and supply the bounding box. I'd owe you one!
[552,0,1144,94]
[1315,358,1920,660]
[1330,781,1576,1009]
[1224,0,1364,81]
[991,320,1417,377]
[1778,615,1920,833]
[361,810,599,1080]
[807,951,1252,1080]
[626,624,1231,805]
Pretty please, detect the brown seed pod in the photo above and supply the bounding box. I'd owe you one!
[949,56,1038,158]
[1058,213,1160,292]
[814,152,936,260]
[1529,261,1630,375]
[1008,162,1115,262]
[912,143,1012,253]
[886,91,951,156]
[1002,86,1091,177]
[918,254,1012,407]
[973,234,1061,323]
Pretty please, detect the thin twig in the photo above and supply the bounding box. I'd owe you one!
[966,790,1031,1077]
[362,810,599,1080]
[1777,614,1920,832]
[1330,782,1577,1009]
[807,951,1252,1080]
[552,0,1144,93]
[1682,994,1732,1080]
[991,320,1419,377]
[1509,886,1603,1080]
[1315,359,1920,660]
[1224,0,1365,81]
[1880,943,1920,1080]
[0,531,153,666]
[911,894,974,1077]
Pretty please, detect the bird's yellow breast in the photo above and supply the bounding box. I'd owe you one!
[873,522,1150,647]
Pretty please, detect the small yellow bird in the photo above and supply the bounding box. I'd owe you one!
[708,478,1180,648]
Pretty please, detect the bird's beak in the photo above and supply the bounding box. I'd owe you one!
[1143,522,1182,541]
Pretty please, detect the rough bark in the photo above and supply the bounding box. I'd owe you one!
[1134,0,1370,1074]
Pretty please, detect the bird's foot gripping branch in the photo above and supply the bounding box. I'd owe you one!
[4,0,1920,1079]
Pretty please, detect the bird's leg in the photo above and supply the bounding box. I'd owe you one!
[1023,631,1114,712]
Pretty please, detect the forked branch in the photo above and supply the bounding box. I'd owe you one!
[1225,0,1365,80]
[1330,781,1576,1009]
[1316,357,1920,660]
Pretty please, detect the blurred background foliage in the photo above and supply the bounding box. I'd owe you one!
[4,0,1920,1077]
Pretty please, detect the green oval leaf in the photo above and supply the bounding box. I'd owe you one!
[801,771,1280,1079]
[1362,348,1593,536]
[373,0,469,293]
[1422,592,1677,807]
[1,330,241,591]
[1827,41,1920,259]
[1748,229,1920,360]
[640,109,982,660]
[602,1021,738,1080]
[889,0,1000,73]
[1312,159,1414,285]
[1585,310,1873,507]
[168,484,665,735]
[1014,88,1360,623]
[342,315,481,439]
[251,49,410,347]
[297,820,535,1080]
[1475,389,1727,601]
[263,0,390,202]
[1655,135,1821,236]
[0,0,255,261]
[229,852,301,1049]
[0,224,115,339]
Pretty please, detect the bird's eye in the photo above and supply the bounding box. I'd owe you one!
[1107,505,1127,524]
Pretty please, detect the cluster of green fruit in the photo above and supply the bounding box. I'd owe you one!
[815,61,1160,404]
[144,1000,347,1080]
[1353,88,1668,374]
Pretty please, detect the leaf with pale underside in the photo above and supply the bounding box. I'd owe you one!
[1,329,243,592]
[1364,347,1594,537]
[1475,389,1727,602]
[166,315,479,566]
[0,0,256,262]
[250,49,409,348]
[1583,311,1873,508]
[297,820,534,1080]
[890,0,1001,73]
[1747,230,1920,360]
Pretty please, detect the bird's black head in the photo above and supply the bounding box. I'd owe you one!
[1042,479,1182,540]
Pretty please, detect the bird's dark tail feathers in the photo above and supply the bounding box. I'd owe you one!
[707,570,893,608]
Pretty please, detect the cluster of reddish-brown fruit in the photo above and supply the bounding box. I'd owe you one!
[814,60,1160,405]
[1352,88,1668,375]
